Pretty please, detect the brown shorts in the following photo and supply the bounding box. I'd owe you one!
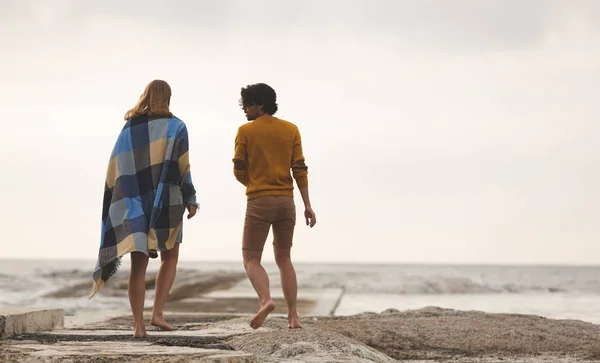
[242,196,296,251]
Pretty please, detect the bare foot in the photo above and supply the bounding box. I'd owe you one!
[250,300,276,329]
[133,324,148,338]
[288,317,302,329]
[151,317,177,331]
[133,326,148,338]
[288,311,302,329]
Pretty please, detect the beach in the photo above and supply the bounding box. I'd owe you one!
[3,304,600,362]
[3,0,600,361]
[2,260,600,361]
[3,259,600,323]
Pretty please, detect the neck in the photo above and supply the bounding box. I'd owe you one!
[258,112,273,119]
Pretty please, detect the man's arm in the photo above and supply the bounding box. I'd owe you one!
[291,127,316,227]
[291,127,308,189]
[232,127,249,186]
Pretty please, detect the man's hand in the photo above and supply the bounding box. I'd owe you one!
[187,204,198,219]
[304,206,316,228]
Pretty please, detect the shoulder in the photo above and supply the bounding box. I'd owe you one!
[121,120,132,131]
[170,116,186,128]
[275,116,296,127]
[167,116,189,135]
[238,122,253,134]
[239,121,252,130]
[276,117,300,133]
[124,114,148,129]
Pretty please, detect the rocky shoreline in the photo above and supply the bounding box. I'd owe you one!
[3,270,600,362]
[3,306,600,362]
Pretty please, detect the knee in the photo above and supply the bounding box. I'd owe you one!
[274,251,291,267]
[131,252,149,270]
[243,260,256,272]
[161,248,179,264]
[243,253,261,270]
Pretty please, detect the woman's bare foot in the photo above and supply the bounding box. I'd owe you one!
[150,316,177,331]
[287,310,302,329]
[250,300,276,329]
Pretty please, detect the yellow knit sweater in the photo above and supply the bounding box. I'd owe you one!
[232,115,309,199]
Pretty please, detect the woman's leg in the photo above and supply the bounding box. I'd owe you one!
[129,252,149,337]
[151,242,180,330]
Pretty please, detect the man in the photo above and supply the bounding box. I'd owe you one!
[232,83,316,329]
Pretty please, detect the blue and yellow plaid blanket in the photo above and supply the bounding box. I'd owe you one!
[89,115,198,298]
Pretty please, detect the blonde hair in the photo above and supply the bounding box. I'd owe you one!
[124,80,173,120]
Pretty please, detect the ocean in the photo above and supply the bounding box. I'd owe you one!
[2,259,600,324]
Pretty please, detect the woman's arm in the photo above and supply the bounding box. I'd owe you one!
[176,124,199,217]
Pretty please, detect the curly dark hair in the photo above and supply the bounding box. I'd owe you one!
[239,83,278,115]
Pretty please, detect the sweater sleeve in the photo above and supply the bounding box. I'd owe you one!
[291,127,309,188]
[232,127,249,186]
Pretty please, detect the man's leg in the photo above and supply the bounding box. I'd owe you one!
[243,197,276,329]
[129,252,150,338]
[243,249,276,329]
[151,242,180,331]
[272,196,301,328]
[274,247,301,328]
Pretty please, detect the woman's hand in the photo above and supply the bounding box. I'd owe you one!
[187,204,198,219]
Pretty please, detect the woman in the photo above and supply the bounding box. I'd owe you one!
[89,80,199,338]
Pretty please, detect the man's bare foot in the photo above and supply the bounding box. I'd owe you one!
[287,310,302,329]
[133,325,148,338]
[133,324,148,338]
[151,317,177,331]
[250,300,276,329]
[288,316,302,329]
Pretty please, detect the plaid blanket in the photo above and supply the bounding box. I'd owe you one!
[89,115,198,298]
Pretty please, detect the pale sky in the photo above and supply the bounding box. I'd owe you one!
[1,0,599,264]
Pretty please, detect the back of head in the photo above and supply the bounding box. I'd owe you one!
[239,83,278,115]
[124,79,173,121]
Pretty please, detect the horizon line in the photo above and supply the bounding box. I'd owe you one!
[0,257,598,268]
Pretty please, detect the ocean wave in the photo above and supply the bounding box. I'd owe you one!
[0,275,43,292]
[37,268,94,280]
[3,263,599,301]
[294,272,569,295]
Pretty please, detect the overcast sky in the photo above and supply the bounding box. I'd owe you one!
[1,0,599,264]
